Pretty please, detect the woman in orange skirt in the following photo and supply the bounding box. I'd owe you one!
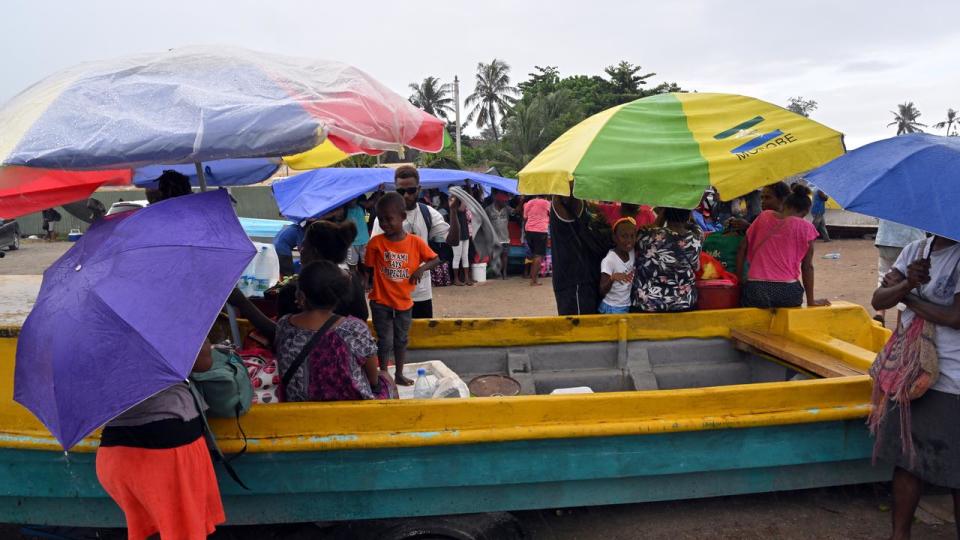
[96,340,225,539]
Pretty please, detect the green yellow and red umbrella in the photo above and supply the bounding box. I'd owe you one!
[518,92,845,207]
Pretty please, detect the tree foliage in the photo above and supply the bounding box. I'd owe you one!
[478,61,684,173]
[493,89,585,177]
[446,59,686,173]
[518,65,560,95]
[786,96,818,117]
[408,76,455,121]
[604,61,656,98]
[888,102,926,135]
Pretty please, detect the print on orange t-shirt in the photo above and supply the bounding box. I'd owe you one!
[365,234,437,311]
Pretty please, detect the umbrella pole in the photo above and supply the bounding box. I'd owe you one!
[195,159,241,345]
[194,161,208,192]
[224,304,242,348]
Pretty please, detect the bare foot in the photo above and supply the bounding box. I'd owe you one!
[466,280,475,286]
[454,281,464,286]
[395,374,414,386]
[530,281,543,287]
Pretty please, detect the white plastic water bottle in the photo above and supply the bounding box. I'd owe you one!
[237,275,252,296]
[252,246,270,294]
[413,368,433,399]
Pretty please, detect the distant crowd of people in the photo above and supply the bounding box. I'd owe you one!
[513,181,833,316]
[267,167,840,325]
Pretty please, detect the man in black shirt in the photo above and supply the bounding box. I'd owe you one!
[549,194,611,316]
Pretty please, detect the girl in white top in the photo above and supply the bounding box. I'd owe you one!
[598,217,637,314]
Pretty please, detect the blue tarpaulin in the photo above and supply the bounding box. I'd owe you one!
[134,158,281,188]
[272,168,520,221]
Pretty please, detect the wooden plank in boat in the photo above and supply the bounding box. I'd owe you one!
[730,329,865,378]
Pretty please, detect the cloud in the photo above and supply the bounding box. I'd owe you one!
[838,60,901,74]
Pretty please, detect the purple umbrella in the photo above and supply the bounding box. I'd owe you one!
[14,189,255,450]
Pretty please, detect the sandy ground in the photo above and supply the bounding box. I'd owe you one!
[0,237,884,319]
[432,237,884,318]
[4,238,957,539]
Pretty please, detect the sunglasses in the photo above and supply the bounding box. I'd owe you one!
[395,187,420,195]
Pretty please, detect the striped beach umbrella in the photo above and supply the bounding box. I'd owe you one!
[0,46,445,218]
[519,93,845,208]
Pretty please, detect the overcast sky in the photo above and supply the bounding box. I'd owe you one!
[3,0,958,149]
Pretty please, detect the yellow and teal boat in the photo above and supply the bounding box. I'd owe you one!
[0,303,888,526]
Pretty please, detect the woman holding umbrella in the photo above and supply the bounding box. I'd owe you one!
[871,234,960,539]
[97,341,225,539]
[805,133,960,538]
[96,184,226,539]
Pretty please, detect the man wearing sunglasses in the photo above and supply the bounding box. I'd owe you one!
[370,165,460,318]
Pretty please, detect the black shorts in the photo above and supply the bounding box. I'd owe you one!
[526,232,547,257]
[741,280,804,308]
[411,299,433,319]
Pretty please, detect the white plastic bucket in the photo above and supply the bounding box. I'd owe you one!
[471,263,487,283]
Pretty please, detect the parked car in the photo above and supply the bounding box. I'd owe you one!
[0,219,20,251]
[105,200,148,216]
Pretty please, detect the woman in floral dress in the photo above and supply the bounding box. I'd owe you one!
[274,261,395,402]
[631,208,703,312]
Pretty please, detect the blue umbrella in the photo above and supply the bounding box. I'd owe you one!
[14,190,256,450]
[807,133,960,241]
[272,167,520,221]
[134,158,281,188]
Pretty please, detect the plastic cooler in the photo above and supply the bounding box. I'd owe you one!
[696,279,740,310]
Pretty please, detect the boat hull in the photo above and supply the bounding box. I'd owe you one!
[0,420,887,526]
[0,303,891,525]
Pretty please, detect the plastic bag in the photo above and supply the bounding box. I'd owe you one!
[432,376,470,399]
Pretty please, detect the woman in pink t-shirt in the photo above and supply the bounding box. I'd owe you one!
[523,196,551,286]
[741,184,830,308]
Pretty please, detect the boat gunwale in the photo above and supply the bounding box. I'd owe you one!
[0,375,875,454]
[0,303,887,454]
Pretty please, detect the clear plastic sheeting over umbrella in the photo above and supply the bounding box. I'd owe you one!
[0,45,445,218]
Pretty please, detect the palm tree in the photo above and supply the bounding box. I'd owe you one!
[465,59,519,141]
[887,102,926,135]
[497,90,582,170]
[408,76,454,121]
[933,108,959,136]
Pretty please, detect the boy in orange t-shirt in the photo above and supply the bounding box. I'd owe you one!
[365,193,440,385]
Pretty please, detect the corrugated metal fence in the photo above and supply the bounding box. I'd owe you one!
[14,186,285,237]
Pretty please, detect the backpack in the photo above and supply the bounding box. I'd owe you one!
[418,202,433,231]
[418,202,445,254]
[187,347,254,489]
[190,348,254,418]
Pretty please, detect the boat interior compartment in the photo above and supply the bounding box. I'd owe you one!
[406,337,815,395]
